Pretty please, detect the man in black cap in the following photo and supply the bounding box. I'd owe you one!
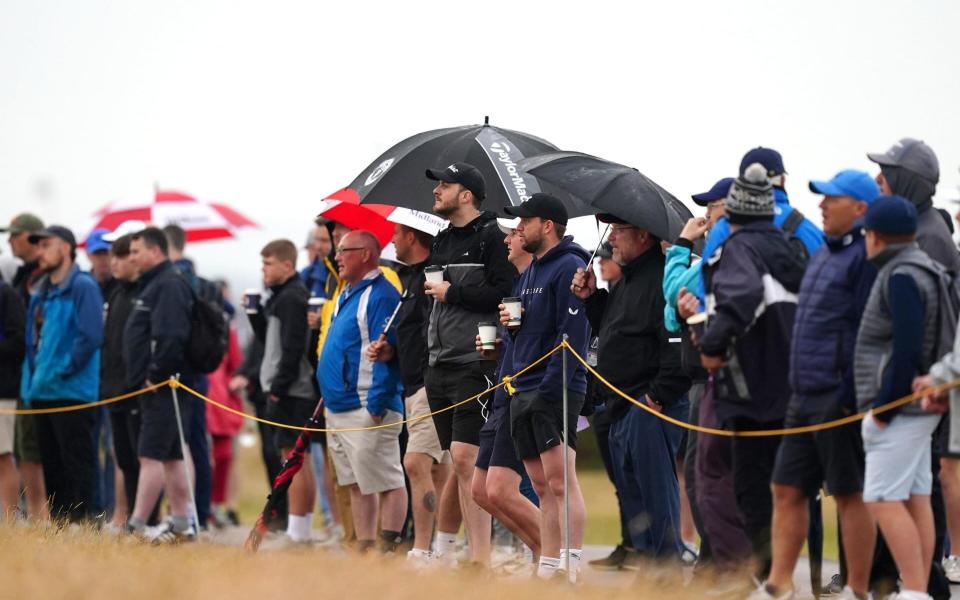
[422,162,515,566]
[571,210,692,568]
[21,225,103,522]
[499,193,591,581]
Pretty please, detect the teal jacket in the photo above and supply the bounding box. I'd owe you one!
[21,265,103,404]
[662,239,701,333]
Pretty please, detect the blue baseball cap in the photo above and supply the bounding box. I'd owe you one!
[85,228,112,253]
[740,147,786,177]
[808,170,880,204]
[864,195,917,236]
[691,177,735,207]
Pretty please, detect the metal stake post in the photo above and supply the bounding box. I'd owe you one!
[170,374,199,530]
[561,334,570,583]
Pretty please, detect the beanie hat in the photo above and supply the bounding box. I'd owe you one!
[725,163,775,223]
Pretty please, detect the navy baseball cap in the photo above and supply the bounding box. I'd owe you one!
[739,147,787,177]
[808,170,880,204]
[28,225,78,249]
[864,195,917,236]
[503,193,569,226]
[85,228,111,253]
[691,177,735,206]
[426,162,486,201]
[867,138,939,184]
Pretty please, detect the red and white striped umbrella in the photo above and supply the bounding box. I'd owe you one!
[89,189,257,243]
[319,188,447,240]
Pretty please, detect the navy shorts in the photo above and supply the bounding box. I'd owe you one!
[476,401,526,476]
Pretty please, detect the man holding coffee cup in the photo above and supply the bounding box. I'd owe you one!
[500,193,592,581]
[422,162,515,566]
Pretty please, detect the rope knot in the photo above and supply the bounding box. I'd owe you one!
[502,375,516,396]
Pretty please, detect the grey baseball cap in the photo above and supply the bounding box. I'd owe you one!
[867,137,939,184]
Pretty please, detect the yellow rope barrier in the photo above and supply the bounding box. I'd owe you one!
[0,381,170,415]
[175,343,566,433]
[561,341,960,437]
[4,342,958,439]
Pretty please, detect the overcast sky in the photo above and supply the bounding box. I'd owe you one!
[2,0,958,291]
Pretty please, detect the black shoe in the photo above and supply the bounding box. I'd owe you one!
[588,544,628,570]
[820,573,843,596]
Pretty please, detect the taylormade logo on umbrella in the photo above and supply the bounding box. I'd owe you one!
[364,158,395,186]
[476,128,542,206]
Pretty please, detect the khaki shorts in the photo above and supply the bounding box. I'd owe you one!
[326,407,405,495]
[405,387,451,464]
[0,400,14,455]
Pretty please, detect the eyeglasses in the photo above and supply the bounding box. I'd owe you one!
[336,247,366,253]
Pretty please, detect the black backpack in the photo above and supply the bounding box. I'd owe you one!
[185,287,228,374]
[780,208,811,266]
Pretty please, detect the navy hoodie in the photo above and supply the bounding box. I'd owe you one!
[509,236,591,400]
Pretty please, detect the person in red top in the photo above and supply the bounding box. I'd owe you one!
[206,282,245,527]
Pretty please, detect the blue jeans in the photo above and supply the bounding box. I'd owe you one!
[609,398,688,558]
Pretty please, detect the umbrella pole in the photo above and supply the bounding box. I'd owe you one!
[585,223,611,266]
[562,333,570,584]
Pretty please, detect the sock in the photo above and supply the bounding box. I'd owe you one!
[127,516,146,533]
[843,588,868,600]
[897,591,932,600]
[286,513,313,542]
[380,529,402,553]
[560,549,582,583]
[170,515,191,533]
[434,531,457,555]
[407,548,432,558]
[536,556,561,579]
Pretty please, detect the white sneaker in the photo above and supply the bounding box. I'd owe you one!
[406,548,435,570]
[433,549,458,569]
[836,586,872,600]
[746,583,795,600]
[943,555,960,584]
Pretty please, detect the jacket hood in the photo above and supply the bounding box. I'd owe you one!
[535,236,590,266]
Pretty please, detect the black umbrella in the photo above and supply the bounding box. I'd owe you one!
[348,118,591,216]
[517,151,693,242]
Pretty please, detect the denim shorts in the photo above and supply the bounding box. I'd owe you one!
[862,412,941,502]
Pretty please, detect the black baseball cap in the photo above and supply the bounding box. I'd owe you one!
[28,225,77,249]
[426,162,486,201]
[503,193,569,226]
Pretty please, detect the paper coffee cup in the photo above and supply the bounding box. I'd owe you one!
[477,321,498,351]
[686,312,707,339]
[424,266,444,285]
[308,297,326,313]
[503,297,522,328]
[243,288,262,314]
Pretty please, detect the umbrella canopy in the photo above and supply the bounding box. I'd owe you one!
[88,189,257,243]
[517,152,693,241]
[321,188,448,238]
[347,118,591,217]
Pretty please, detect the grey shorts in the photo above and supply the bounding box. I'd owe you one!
[862,412,940,502]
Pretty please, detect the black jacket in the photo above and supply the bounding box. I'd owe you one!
[427,211,515,366]
[102,279,138,407]
[699,221,806,424]
[124,260,194,389]
[11,260,40,307]
[396,260,430,395]
[0,281,26,398]
[585,249,690,421]
[251,275,314,399]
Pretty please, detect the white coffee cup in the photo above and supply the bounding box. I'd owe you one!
[424,265,444,285]
[503,297,522,329]
[308,297,326,314]
[478,321,498,351]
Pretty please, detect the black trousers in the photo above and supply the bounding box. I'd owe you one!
[109,408,140,514]
[34,401,97,522]
[729,417,783,581]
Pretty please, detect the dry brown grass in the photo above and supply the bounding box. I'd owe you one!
[0,523,731,600]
